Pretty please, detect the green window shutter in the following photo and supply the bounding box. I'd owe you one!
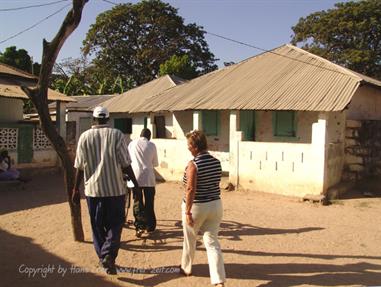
[114,118,132,134]
[144,117,148,129]
[273,111,296,137]
[240,110,255,141]
[18,126,33,163]
[202,111,220,136]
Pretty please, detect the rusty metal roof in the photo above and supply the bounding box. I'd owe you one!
[102,75,185,113]
[131,45,381,113]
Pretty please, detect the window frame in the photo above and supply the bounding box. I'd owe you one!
[272,111,297,139]
[201,110,220,136]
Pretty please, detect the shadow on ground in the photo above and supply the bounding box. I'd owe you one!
[0,228,120,287]
[121,219,324,253]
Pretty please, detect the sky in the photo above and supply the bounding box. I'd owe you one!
[0,0,351,68]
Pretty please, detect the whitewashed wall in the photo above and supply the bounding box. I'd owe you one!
[256,111,318,143]
[151,138,191,181]
[237,142,318,196]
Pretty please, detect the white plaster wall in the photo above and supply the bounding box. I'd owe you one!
[237,142,322,196]
[14,149,58,169]
[0,98,23,122]
[32,149,58,166]
[151,138,191,181]
[67,111,92,141]
[205,110,230,172]
[151,138,229,181]
[173,111,193,139]
[256,111,318,143]
[347,85,381,120]
[130,114,146,140]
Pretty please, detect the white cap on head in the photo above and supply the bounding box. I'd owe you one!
[93,106,109,119]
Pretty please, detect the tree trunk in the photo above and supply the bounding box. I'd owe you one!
[22,0,88,241]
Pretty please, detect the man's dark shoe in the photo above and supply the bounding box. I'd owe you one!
[136,229,144,238]
[101,255,117,275]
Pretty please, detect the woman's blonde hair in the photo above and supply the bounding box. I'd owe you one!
[186,130,207,152]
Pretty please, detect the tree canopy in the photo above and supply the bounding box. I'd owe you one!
[0,46,40,76]
[291,0,381,80]
[82,0,217,87]
[159,54,198,80]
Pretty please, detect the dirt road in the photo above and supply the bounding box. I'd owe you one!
[0,173,380,287]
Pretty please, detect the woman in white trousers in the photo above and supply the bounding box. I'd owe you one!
[180,130,226,287]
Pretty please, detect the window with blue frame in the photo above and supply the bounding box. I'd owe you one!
[273,111,296,137]
[202,111,220,136]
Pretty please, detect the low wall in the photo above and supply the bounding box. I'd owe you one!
[152,139,230,181]
[237,141,323,196]
[152,139,190,181]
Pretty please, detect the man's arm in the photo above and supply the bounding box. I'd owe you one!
[122,165,139,188]
[72,168,84,205]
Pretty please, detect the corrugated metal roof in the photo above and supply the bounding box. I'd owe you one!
[49,94,115,110]
[0,64,75,102]
[0,78,75,102]
[102,75,185,113]
[0,63,37,80]
[131,44,381,113]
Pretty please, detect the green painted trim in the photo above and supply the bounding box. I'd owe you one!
[272,111,298,141]
[202,110,220,136]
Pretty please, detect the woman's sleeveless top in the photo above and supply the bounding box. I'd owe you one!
[183,152,222,203]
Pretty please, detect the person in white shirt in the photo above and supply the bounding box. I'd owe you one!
[128,128,159,237]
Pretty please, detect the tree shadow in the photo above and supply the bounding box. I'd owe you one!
[0,228,121,287]
[116,261,381,287]
[0,173,68,215]
[121,219,324,253]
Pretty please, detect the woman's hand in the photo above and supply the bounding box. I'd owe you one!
[186,214,194,227]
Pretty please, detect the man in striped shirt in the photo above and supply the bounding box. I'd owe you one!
[72,106,139,275]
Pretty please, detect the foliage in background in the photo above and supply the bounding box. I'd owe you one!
[51,57,134,96]
[291,0,381,79]
[0,46,40,76]
[159,54,198,79]
[82,0,217,87]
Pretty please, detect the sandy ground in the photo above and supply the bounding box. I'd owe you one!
[0,172,381,287]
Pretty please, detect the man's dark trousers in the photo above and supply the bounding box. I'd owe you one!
[133,187,156,232]
[86,195,125,261]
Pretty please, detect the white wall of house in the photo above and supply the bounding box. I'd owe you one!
[173,111,193,139]
[151,138,191,181]
[237,141,318,196]
[0,98,23,122]
[66,111,93,141]
[347,85,381,120]
[255,111,318,143]
[130,113,146,139]
[229,111,343,196]
[29,150,58,167]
